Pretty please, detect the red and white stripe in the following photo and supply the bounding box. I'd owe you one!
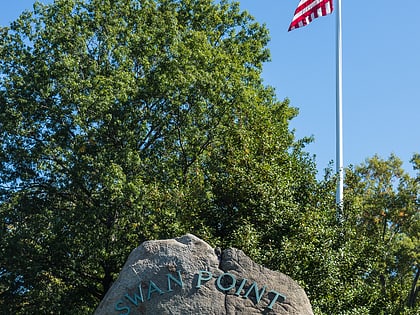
[288,0,333,31]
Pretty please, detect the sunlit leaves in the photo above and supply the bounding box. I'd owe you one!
[0,0,287,313]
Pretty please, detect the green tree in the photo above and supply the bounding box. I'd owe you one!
[337,155,419,314]
[262,155,419,315]
[0,0,318,313]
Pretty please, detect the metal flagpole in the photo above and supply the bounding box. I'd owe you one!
[336,0,344,220]
[288,0,343,217]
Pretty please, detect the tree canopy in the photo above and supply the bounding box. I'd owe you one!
[0,0,418,314]
[0,0,315,312]
[339,155,419,314]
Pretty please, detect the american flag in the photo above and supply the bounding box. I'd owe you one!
[289,0,333,31]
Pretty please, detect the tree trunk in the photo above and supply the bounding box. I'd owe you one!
[408,265,419,308]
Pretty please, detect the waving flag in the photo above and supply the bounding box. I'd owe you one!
[288,0,333,31]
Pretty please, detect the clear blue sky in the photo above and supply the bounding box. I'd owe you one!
[2,1,420,177]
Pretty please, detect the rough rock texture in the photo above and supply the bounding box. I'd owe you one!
[94,234,313,315]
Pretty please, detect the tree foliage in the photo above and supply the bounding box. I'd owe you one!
[269,155,419,315]
[0,0,315,312]
[339,155,419,314]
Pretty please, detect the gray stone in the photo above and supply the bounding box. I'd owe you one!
[94,234,313,315]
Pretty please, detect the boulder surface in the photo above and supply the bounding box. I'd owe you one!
[94,234,313,315]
